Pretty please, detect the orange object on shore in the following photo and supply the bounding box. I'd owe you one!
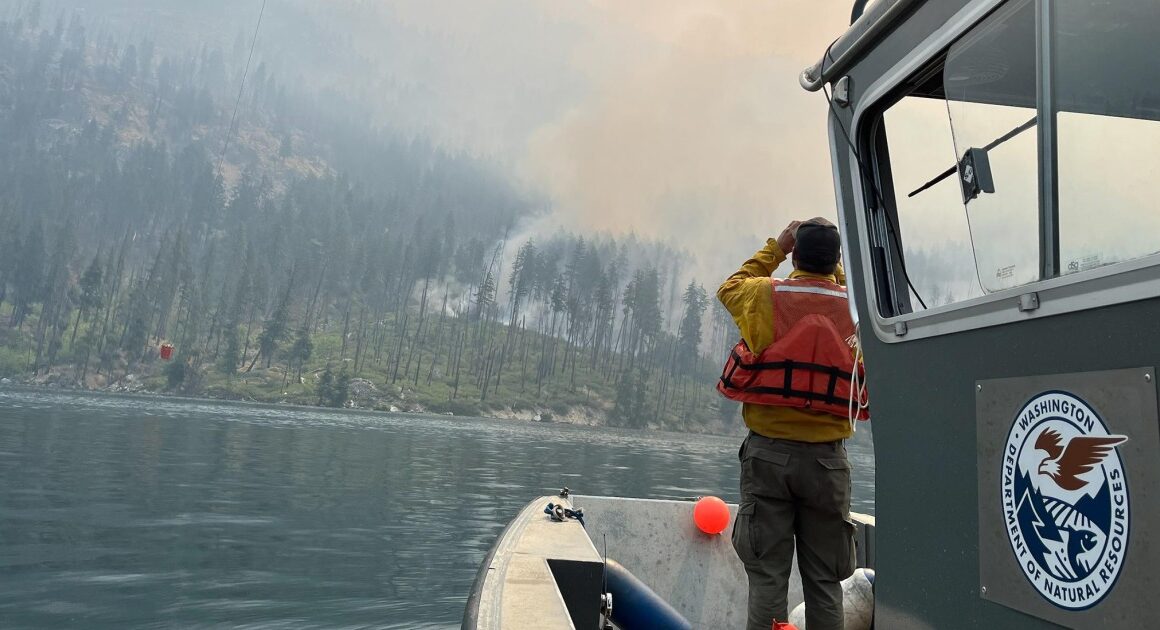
[160,343,174,360]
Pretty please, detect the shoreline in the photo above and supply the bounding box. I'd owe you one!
[0,381,746,439]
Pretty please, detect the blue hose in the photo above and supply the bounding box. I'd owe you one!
[604,558,692,630]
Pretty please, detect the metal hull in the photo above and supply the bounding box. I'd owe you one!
[463,493,874,629]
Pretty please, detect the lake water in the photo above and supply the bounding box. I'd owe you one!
[0,388,874,629]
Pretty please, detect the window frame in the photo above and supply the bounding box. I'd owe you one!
[848,0,1160,344]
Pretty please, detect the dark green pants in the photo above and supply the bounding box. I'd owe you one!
[732,432,856,630]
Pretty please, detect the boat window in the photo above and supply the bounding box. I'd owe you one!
[942,0,1038,293]
[881,97,984,307]
[863,0,1160,322]
[1055,0,1160,275]
[867,0,1035,314]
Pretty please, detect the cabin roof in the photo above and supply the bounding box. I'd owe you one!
[802,0,1160,121]
[799,0,922,92]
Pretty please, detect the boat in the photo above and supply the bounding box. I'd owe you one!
[462,489,875,628]
[466,0,1160,626]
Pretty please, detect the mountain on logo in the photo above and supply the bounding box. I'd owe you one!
[1016,469,1059,552]
[1073,479,1112,535]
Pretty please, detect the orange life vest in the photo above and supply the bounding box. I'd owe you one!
[717,277,869,420]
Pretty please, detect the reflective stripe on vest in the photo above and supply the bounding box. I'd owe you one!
[772,284,847,299]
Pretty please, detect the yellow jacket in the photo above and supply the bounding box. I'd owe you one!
[717,238,853,442]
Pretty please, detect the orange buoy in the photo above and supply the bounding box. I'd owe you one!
[160,343,174,360]
[774,622,800,630]
[693,496,730,535]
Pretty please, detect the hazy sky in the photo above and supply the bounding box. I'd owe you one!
[47,0,857,284]
[46,0,1160,301]
[367,0,1160,298]
[354,0,857,283]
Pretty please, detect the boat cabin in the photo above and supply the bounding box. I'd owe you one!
[808,0,1160,626]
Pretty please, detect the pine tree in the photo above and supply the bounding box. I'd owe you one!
[70,255,104,351]
[474,270,496,322]
[10,222,45,328]
[676,281,708,374]
[317,365,335,406]
[288,326,313,381]
[507,240,536,324]
[316,365,350,408]
[164,356,188,390]
[121,279,151,361]
[218,326,241,376]
[612,372,649,429]
[250,287,291,370]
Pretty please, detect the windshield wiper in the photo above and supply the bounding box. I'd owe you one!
[907,115,1037,198]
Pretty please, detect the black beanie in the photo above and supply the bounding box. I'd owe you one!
[793,221,841,268]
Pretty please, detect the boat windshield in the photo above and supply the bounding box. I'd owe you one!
[877,0,1160,309]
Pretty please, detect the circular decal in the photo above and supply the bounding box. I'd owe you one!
[1001,391,1129,610]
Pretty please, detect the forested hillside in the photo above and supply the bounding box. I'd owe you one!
[0,6,743,433]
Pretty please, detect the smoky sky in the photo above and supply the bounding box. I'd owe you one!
[322,0,1160,294]
[375,0,857,284]
[42,0,859,284]
[175,0,858,284]
[43,0,1160,306]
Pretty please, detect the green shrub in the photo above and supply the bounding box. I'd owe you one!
[0,346,26,378]
[426,398,481,417]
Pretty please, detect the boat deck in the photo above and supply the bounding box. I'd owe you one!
[464,493,875,629]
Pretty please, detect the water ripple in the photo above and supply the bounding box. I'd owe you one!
[0,387,873,628]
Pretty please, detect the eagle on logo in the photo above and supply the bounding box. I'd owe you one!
[1034,428,1128,491]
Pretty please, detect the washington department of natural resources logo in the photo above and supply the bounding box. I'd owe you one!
[1001,390,1129,610]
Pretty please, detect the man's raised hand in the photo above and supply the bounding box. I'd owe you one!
[777,220,802,255]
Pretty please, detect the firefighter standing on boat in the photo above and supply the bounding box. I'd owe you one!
[717,218,865,630]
